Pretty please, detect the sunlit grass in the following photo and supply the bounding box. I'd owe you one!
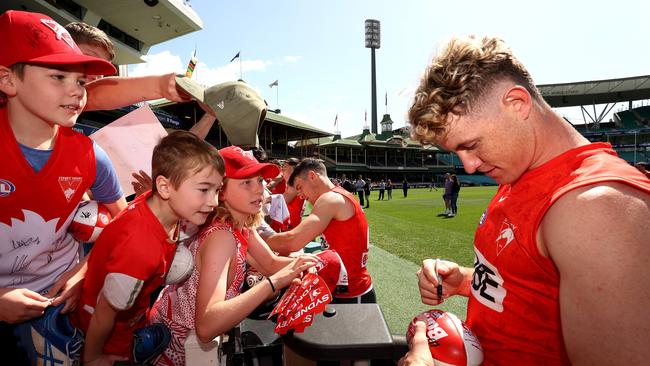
[363,186,497,332]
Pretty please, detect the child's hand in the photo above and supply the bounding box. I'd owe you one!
[398,320,434,366]
[0,288,50,323]
[164,73,193,103]
[197,100,217,118]
[85,354,128,366]
[131,170,152,196]
[46,271,83,313]
[269,254,318,289]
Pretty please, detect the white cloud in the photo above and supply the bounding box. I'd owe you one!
[283,55,302,63]
[128,51,272,87]
[129,51,184,76]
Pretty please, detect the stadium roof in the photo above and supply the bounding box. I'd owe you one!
[1,0,203,65]
[319,138,363,147]
[265,111,332,138]
[539,75,650,108]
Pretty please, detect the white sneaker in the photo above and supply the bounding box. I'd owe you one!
[447,213,455,217]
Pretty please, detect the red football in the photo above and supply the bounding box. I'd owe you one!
[314,250,348,294]
[68,201,112,242]
[406,310,483,366]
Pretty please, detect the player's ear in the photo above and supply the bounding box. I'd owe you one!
[156,175,172,199]
[0,66,17,97]
[502,85,532,120]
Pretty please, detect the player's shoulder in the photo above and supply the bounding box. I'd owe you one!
[543,181,650,238]
[316,190,348,207]
[559,181,649,211]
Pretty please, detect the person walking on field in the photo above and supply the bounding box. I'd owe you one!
[442,173,453,216]
[402,178,409,198]
[378,180,386,200]
[448,174,461,217]
[364,178,371,208]
[386,179,393,200]
[355,175,366,207]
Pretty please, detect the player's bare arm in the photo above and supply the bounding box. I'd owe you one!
[539,182,650,365]
[265,191,343,255]
[246,229,294,276]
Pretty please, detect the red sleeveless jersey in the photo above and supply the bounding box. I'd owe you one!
[467,143,650,365]
[0,108,96,293]
[321,186,372,297]
[269,178,286,195]
[287,195,305,229]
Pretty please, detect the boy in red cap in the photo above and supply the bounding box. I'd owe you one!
[0,10,125,365]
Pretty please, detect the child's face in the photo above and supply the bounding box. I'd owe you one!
[222,175,265,217]
[12,64,88,128]
[168,166,223,226]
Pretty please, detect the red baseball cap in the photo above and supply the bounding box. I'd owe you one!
[219,146,280,180]
[0,10,116,76]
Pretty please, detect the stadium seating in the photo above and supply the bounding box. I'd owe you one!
[456,175,497,186]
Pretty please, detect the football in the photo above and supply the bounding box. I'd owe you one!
[68,200,112,243]
[165,244,194,285]
[406,310,483,366]
[314,250,348,294]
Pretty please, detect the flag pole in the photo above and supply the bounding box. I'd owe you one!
[239,51,242,80]
[385,90,388,114]
[269,80,279,111]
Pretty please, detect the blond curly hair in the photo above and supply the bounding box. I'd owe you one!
[408,35,541,145]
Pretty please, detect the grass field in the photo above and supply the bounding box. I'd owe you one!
[362,186,498,333]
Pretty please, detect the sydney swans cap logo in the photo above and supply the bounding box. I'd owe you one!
[40,19,76,49]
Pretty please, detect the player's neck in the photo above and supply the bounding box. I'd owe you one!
[530,111,590,170]
[7,103,58,149]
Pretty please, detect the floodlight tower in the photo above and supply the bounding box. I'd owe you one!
[365,19,380,134]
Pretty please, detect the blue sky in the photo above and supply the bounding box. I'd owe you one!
[129,0,650,137]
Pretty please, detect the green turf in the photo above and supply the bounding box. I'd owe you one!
[363,186,497,333]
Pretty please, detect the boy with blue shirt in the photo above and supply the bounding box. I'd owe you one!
[0,10,126,364]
